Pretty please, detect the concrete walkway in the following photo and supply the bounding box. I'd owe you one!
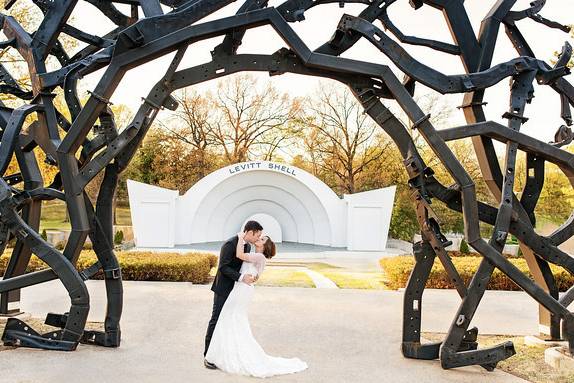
[0,281,536,383]
[301,269,338,288]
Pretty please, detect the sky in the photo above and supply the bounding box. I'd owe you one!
[65,1,574,146]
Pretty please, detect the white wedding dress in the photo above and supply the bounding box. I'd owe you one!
[205,252,308,378]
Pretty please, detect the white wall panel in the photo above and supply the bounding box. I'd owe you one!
[128,162,396,250]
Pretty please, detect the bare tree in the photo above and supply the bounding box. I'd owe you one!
[301,83,393,194]
[157,88,215,179]
[209,74,298,163]
[257,112,303,162]
[298,124,323,176]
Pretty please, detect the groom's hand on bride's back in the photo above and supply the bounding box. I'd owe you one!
[242,274,256,285]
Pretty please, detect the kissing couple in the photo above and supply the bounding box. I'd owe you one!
[203,220,308,378]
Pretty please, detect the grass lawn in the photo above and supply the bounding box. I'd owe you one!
[257,268,315,288]
[422,332,574,383]
[39,201,131,231]
[317,270,387,289]
[267,262,387,289]
[268,262,388,289]
[304,263,387,289]
[209,266,315,288]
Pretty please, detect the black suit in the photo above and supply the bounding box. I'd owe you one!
[204,235,250,356]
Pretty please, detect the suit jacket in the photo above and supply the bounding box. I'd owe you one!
[211,235,251,298]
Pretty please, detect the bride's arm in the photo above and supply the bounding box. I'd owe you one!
[255,255,266,277]
[235,232,250,262]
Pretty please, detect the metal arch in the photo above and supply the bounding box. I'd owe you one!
[0,0,571,372]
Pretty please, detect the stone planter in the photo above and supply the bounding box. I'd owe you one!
[412,234,520,256]
[412,233,463,251]
[502,244,519,257]
[545,346,574,372]
[46,230,67,246]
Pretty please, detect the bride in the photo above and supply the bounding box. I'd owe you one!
[204,232,308,378]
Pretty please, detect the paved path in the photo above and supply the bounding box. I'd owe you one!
[301,269,338,288]
[0,281,536,383]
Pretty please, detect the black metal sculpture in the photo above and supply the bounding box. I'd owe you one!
[0,0,572,371]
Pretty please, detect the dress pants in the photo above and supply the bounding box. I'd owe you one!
[204,292,228,356]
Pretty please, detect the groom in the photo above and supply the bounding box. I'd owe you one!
[204,220,263,369]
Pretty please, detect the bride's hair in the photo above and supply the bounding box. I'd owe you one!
[262,236,276,259]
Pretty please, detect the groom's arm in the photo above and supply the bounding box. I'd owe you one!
[238,243,252,282]
[237,243,253,283]
[219,240,241,282]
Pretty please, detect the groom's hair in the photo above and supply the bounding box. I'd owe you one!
[243,220,263,232]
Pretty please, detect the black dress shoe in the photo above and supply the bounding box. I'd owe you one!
[204,359,217,369]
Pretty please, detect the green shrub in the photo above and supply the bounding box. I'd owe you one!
[389,200,418,242]
[41,229,47,241]
[447,250,516,258]
[76,251,214,283]
[380,255,573,291]
[206,253,218,268]
[114,230,124,245]
[0,250,217,284]
[53,240,92,250]
[459,239,470,254]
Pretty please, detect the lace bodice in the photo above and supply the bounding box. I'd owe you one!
[239,252,266,277]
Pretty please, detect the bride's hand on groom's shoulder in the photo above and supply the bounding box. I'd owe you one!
[237,231,246,242]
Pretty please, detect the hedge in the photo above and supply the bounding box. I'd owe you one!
[380,256,573,291]
[0,250,219,284]
[448,250,516,258]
